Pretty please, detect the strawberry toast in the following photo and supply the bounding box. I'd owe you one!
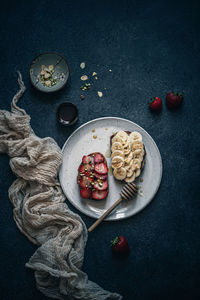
[77,152,109,200]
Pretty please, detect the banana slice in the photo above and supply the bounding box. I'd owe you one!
[122,136,130,148]
[133,154,143,162]
[125,160,133,170]
[112,135,120,144]
[131,162,137,171]
[113,167,127,180]
[132,141,143,151]
[135,169,141,177]
[134,148,143,155]
[129,131,142,142]
[125,151,133,164]
[124,144,131,155]
[125,172,136,183]
[133,158,141,169]
[115,130,128,141]
[111,142,123,152]
[111,156,124,169]
[111,150,124,158]
[112,131,129,147]
[126,168,133,178]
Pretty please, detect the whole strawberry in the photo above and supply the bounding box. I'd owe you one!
[149,97,162,111]
[166,92,183,109]
[111,236,130,254]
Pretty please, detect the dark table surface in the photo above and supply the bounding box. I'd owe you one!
[0,0,200,299]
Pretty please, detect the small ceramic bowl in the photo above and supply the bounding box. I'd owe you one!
[56,102,78,126]
[29,52,70,93]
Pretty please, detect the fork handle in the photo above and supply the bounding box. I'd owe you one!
[88,197,123,232]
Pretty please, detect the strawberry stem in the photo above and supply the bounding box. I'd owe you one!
[149,97,156,104]
[111,236,119,246]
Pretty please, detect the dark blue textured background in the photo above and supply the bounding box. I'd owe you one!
[0,0,200,299]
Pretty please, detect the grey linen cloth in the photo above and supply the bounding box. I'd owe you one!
[0,73,122,300]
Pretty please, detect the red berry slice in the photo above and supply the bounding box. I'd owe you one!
[80,188,92,199]
[92,189,108,200]
[94,172,107,180]
[94,180,108,191]
[82,155,94,164]
[79,163,94,175]
[79,176,94,188]
[94,163,108,175]
[94,153,104,163]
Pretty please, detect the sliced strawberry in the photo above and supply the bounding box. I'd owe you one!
[94,163,108,175]
[79,163,94,175]
[94,153,104,163]
[94,180,108,191]
[79,176,94,188]
[92,189,108,200]
[79,164,86,173]
[94,172,107,180]
[80,188,92,199]
[82,155,94,164]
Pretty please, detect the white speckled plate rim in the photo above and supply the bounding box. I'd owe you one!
[59,117,163,221]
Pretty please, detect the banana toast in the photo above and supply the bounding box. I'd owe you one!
[110,130,146,183]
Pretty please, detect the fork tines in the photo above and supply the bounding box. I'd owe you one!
[120,182,138,200]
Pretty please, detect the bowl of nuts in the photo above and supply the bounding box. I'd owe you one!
[29,52,70,93]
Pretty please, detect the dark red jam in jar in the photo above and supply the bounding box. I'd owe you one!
[56,102,78,126]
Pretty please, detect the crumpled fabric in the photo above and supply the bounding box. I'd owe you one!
[0,73,122,300]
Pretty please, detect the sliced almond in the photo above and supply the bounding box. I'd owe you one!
[81,75,88,81]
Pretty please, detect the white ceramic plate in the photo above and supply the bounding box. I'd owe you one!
[59,117,162,220]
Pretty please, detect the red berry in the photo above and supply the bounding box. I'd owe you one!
[94,163,108,175]
[94,153,104,163]
[79,176,94,189]
[79,163,93,176]
[82,155,94,164]
[149,97,162,111]
[111,236,130,254]
[80,188,92,199]
[94,172,108,180]
[92,189,108,200]
[94,180,108,191]
[166,92,183,109]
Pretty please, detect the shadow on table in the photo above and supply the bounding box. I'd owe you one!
[28,77,72,104]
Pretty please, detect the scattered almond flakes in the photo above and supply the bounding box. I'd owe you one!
[93,135,97,139]
[92,72,97,76]
[95,76,98,80]
[97,91,103,98]
[80,75,88,81]
[80,62,85,69]
[92,129,95,132]
[109,69,112,72]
